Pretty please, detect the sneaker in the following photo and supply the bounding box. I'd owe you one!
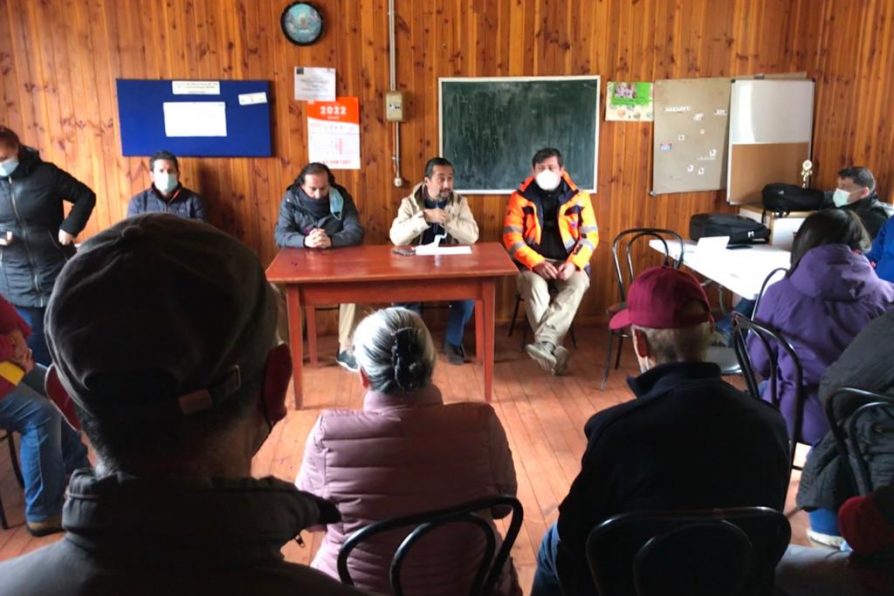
[443,341,466,365]
[525,341,557,372]
[807,528,846,549]
[553,346,571,376]
[336,350,359,372]
[26,516,63,537]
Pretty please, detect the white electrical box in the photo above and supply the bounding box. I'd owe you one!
[385,91,405,122]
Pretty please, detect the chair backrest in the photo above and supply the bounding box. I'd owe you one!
[825,387,894,495]
[752,266,788,315]
[731,311,805,455]
[586,507,790,596]
[611,228,685,302]
[336,495,523,596]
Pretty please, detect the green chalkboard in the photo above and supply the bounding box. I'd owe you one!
[439,76,600,193]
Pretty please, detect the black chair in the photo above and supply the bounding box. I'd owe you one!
[0,428,25,530]
[752,266,789,315]
[507,289,577,351]
[337,495,523,596]
[601,228,684,389]
[825,387,894,496]
[586,507,790,596]
[731,311,804,469]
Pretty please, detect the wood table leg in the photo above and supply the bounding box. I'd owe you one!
[285,286,304,409]
[482,279,496,403]
[474,296,485,364]
[305,305,319,367]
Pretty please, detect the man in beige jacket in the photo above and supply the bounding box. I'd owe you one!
[389,157,479,364]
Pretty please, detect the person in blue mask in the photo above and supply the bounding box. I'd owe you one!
[0,125,96,366]
[127,150,206,221]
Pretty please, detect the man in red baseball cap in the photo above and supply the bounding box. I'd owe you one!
[531,266,791,596]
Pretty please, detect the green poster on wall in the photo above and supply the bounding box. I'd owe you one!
[606,81,653,121]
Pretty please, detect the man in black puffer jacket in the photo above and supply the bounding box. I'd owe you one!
[0,126,95,364]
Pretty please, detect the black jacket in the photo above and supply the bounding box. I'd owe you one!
[824,190,890,239]
[274,183,364,249]
[127,185,206,221]
[555,362,790,596]
[0,147,95,307]
[798,307,894,511]
[0,471,367,596]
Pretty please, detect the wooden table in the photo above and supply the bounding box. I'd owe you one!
[266,243,519,408]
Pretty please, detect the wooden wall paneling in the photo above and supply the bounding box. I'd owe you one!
[2,0,892,330]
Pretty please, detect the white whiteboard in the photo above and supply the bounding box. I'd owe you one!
[726,80,815,201]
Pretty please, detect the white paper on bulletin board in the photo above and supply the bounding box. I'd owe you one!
[652,77,731,195]
[163,102,227,137]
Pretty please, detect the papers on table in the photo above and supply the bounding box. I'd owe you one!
[163,102,227,137]
[411,234,473,256]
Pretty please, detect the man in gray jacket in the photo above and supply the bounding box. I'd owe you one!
[0,215,365,596]
[389,157,479,363]
[275,162,365,371]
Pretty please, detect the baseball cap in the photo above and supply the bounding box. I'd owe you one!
[45,214,277,421]
[609,266,712,331]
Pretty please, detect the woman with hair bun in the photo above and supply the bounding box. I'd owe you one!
[296,307,520,595]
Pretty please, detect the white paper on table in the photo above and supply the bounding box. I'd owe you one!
[414,234,472,256]
[163,102,227,137]
[695,236,729,254]
[171,80,220,95]
[294,67,336,101]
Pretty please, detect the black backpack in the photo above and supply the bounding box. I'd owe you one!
[762,183,826,214]
[689,213,770,245]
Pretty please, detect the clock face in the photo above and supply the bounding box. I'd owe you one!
[281,2,324,46]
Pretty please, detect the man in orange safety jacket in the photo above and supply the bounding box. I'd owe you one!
[502,147,598,375]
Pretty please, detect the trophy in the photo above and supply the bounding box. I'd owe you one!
[801,159,813,188]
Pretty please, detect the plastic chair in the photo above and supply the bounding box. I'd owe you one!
[337,495,523,596]
[586,507,790,596]
[731,311,803,469]
[601,228,684,389]
[825,387,894,496]
[0,428,25,530]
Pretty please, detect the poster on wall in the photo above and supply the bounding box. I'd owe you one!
[307,96,361,170]
[294,67,336,101]
[605,82,653,121]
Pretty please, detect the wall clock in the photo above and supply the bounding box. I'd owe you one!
[281,2,324,46]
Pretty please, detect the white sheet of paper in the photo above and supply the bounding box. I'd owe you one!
[414,245,473,256]
[695,236,730,254]
[294,67,336,101]
[163,102,227,137]
[172,80,220,95]
[238,92,267,105]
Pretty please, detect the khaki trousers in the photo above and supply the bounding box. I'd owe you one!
[272,283,360,352]
[516,269,589,346]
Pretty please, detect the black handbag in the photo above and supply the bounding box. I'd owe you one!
[689,213,770,245]
[762,183,826,214]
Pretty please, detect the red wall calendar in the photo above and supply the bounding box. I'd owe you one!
[307,97,361,170]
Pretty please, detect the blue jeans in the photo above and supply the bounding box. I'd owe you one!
[714,298,756,340]
[401,300,475,347]
[532,523,564,596]
[14,306,51,366]
[0,366,89,522]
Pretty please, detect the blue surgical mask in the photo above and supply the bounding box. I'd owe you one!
[153,173,179,194]
[832,188,851,208]
[0,157,19,177]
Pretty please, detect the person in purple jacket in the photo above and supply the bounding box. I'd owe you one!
[749,209,894,447]
[748,209,894,545]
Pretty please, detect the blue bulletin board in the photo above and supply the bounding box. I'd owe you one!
[116,79,272,157]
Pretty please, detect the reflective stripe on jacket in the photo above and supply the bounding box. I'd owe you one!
[502,172,598,272]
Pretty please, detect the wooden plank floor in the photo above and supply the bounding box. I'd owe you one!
[0,324,809,592]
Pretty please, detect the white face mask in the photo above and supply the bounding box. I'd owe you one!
[0,157,19,177]
[832,188,852,208]
[535,169,561,192]
[153,173,179,194]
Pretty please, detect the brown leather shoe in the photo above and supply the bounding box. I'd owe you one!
[26,516,63,537]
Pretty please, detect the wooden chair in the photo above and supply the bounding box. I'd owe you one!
[825,387,894,495]
[337,495,522,596]
[601,228,684,389]
[0,429,25,530]
[586,507,790,596]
